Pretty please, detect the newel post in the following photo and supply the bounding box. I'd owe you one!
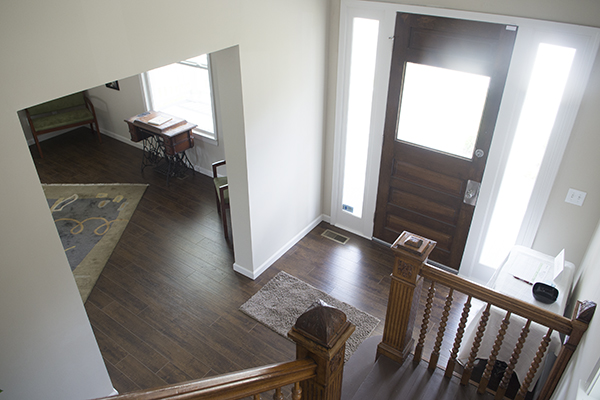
[288,300,355,400]
[377,231,436,364]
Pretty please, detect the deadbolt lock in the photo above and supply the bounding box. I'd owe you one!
[464,180,481,206]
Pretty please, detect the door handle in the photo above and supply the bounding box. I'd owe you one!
[463,180,481,206]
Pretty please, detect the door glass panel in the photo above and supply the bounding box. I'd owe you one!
[396,62,491,159]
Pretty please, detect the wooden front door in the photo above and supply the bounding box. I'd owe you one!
[373,13,517,270]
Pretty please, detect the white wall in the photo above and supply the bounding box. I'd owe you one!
[0,145,113,400]
[532,48,600,263]
[0,0,329,398]
[322,0,342,219]
[537,44,600,400]
[86,76,147,147]
[233,0,330,277]
[551,218,600,399]
[211,46,255,278]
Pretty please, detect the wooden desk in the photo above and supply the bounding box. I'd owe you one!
[125,111,197,184]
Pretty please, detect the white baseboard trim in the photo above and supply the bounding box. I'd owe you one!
[26,126,137,148]
[26,128,75,146]
[30,126,214,178]
[193,164,212,177]
[233,263,255,279]
[233,214,326,280]
[100,128,143,150]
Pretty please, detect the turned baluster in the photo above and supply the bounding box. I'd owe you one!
[478,310,511,394]
[445,295,472,378]
[536,301,596,400]
[253,395,261,400]
[414,281,436,362]
[378,231,436,365]
[272,387,283,400]
[292,382,302,400]
[495,319,531,400]
[515,328,553,400]
[429,288,454,370]
[461,303,492,385]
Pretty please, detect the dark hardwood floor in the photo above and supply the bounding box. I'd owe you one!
[31,128,397,395]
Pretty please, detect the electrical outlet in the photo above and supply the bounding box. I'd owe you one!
[565,188,586,206]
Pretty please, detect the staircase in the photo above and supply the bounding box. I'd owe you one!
[342,336,494,400]
[96,231,595,400]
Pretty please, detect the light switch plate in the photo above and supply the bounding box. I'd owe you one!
[566,188,586,206]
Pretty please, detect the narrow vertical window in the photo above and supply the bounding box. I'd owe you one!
[341,18,379,218]
[480,43,576,268]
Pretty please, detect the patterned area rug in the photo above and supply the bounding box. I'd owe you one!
[240,271,380,361]
[43,183,148,302]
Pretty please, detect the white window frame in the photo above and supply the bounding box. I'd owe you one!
[141,54,218,145]
[330,5,394,239]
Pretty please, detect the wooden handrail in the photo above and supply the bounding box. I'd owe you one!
[377,231,595,400]
[419,263,573,335]
[97,301,355,400]
[98,359,317,400]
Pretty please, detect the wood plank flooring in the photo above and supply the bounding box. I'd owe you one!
[31,129,398,395]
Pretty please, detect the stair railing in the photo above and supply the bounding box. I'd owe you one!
[377,231,595,400]
[97,302,355,400]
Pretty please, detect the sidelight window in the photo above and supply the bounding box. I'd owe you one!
[480,43,577,268]
[341,17,380,218]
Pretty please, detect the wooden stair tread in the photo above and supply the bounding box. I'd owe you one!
[342,335,380,399]
[344,345,494,400]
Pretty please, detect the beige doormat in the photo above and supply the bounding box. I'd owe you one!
[240,271,380,361]
[43,183,148,302]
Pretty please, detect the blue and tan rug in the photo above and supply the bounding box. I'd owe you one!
[43,183,148,302]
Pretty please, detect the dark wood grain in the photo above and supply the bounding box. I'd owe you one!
[373,13,517,270]
[383,233,594,400]
[31,128,400,394]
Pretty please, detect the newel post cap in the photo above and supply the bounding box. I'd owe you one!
[289,300,355,397]
[391,231,436,263]
[290,300,352,349]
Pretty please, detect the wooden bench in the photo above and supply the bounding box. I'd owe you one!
[25,92,101,157]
